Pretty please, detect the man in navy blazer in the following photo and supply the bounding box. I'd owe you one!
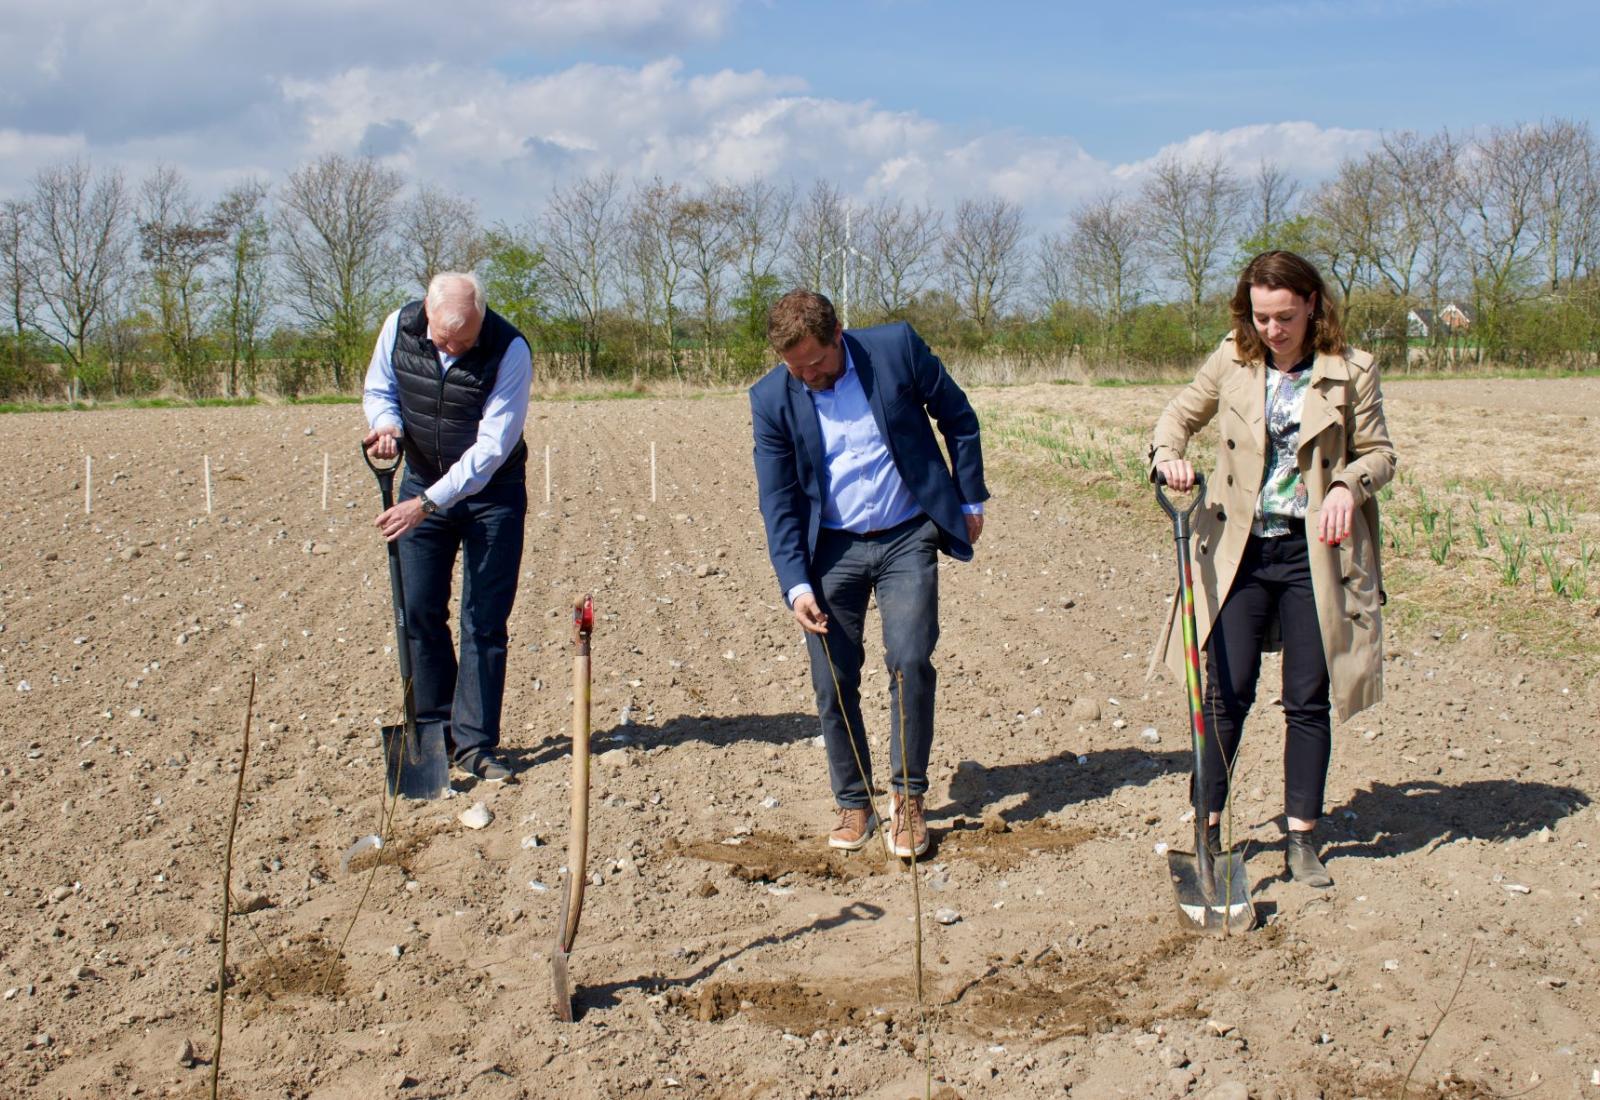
[751,289,988,857]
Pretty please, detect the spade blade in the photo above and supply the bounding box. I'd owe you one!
[1168,848,1256,934]
[382,723,450,800]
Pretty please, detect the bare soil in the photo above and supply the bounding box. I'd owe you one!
[1,379,1596,1099]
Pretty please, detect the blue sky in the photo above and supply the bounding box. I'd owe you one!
[0,0,1594,224]
[519,1,1598,158]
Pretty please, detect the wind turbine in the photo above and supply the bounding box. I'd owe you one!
[824,205,871,329]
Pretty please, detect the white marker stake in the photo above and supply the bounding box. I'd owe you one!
[544,444,551,504]
[322,452,330,511]
[650,442,657,504]
[204,455,213,514]
[84,455,92,515]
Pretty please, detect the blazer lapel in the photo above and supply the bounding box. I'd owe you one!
[1298,350,1350,456]
[844,333,895,447]
[786,371,825,480]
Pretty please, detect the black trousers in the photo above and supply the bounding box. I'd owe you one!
[1201,525,1332,822]
[397,472,526,762]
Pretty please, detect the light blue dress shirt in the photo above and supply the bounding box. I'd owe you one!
[362,308,533,509]
[786,343,981,607]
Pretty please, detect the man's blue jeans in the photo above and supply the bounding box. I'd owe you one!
[804,516,941,808]
[398,472,525,762]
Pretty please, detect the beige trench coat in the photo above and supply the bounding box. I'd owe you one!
[1148,335,1398,723]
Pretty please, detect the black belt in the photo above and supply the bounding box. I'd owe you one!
[832,513,926,539]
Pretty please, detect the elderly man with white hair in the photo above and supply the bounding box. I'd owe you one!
[362,271,533,784]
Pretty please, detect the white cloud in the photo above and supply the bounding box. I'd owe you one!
[1117,121,1382,182]
[0,22,1383,231]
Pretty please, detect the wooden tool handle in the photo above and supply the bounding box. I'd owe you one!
[560,651,591,953]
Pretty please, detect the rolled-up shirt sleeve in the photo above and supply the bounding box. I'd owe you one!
[425,336,534,508]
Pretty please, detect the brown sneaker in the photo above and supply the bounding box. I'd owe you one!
[828,806,878,851]
[889,792,928,858]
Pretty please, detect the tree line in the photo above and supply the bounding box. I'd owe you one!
[1,117,1596,401]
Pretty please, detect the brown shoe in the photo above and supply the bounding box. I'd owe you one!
[889,792,928,858]
[828,806,878,851]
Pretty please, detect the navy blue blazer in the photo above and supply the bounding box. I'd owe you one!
[750,322,988,598]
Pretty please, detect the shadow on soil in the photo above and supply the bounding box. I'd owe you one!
[506,712,816,771]
[944,747,1190,824]
[580,901,886,1018]
[1328,778,1591,860]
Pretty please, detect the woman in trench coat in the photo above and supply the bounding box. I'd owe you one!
[1149,250,1396,887]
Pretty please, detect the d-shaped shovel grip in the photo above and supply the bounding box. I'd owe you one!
[361,440,401,509]
[1155,470,1207,538]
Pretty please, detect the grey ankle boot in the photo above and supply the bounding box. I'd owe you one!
[1285,830,1332,888]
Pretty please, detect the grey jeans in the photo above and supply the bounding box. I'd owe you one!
[804,516,941,807]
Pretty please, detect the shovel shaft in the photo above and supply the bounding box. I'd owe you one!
[1177,538,1214,887]
[362,444,416,727]
[1158,472,1215,890]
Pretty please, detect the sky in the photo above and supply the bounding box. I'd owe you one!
[0,0,1595,228]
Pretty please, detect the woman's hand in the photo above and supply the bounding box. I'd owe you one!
[1156,459,1196,492]
[1319,484,1355,545]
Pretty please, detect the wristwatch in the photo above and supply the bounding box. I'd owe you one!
[419,494,439,517]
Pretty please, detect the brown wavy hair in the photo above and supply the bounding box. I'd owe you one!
[767,288,839,353]
[1229,250,1348,363]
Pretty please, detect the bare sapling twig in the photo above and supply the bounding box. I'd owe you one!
[319,679,408,995]
[1398,939,1476,1099]
[211,672,256,1100]
[227,889,285,990]
[896,671,932,1100]
[819,633,891,862]
[1213,689,1253,932]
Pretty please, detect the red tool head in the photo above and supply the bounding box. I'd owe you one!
[572,595,594,645]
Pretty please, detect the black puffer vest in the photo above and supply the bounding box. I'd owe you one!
[392,300,528,487]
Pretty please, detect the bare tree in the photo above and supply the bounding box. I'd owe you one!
[726,176,791,347]
[208,179,273,396]
[1372,131,1463,304]
[397,183,487,294]
[862,197,942,319]
[1239,160,1302,254]
[678,182,739,378]
[784,180,845,297]
[0,199,33,391]
[1527,118,1600,291]
[540,171,622,379]
[26,158,131,397]
[1140,153,1245,349]
[1457,125,1546,356]
[942,197,1025,338]
[276,153,404,388]
[138,165,225,395]
[1304,166,1376,304]
[625,178,689,375]
[1065,193,1148,357]
[1034,228,1074,312]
